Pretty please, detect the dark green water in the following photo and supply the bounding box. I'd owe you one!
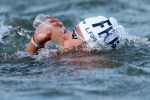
[0,0,150,100]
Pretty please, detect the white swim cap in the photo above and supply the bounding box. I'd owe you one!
[79,16,124,49]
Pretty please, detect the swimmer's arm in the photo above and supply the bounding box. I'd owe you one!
[25,29,51,53]
[25,40,40,53]
[26,40,57,55]
[26,15,66,53]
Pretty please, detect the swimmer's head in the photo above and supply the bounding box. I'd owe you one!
[58,16,126,54]
[79,16,125,49]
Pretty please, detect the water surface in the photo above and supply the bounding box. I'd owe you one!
[0,0,150,100]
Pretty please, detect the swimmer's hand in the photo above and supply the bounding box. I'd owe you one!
[34,15,66,45]
[26,15,67,53]
[46,15,67,33]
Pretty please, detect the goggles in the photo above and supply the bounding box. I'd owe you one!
[72,29,85,41]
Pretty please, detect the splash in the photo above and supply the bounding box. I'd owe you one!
[15,47,53,61]
[85,25,150,51]
[0,23,12,42]
[125,34,150,45]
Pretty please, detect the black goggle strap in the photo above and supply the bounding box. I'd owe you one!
[72,29,85,41]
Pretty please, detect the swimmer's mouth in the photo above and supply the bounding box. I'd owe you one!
[58,34,66,46]
[58,40,65,46]
[59,42,62,45]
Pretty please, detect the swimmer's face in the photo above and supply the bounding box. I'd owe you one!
[58,24,84,51]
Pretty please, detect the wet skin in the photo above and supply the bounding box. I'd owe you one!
[58,24,84,51]
[26,15,85,54]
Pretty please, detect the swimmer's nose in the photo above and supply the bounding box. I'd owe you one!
[64,31,72,40]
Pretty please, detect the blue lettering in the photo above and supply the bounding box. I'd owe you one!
[85,28,98,43]
[86,28,93,35]
[98,26,113,38]
[106,37,119,48]
[83,20,86,24]
[84,19,119,49]
[93,37,97,42]
[85,28,90,33]
[90,34,94,38]
[89,31,93,34]
[92,20,112,28]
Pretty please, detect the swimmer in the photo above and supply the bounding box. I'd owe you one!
[26,15,125,55]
